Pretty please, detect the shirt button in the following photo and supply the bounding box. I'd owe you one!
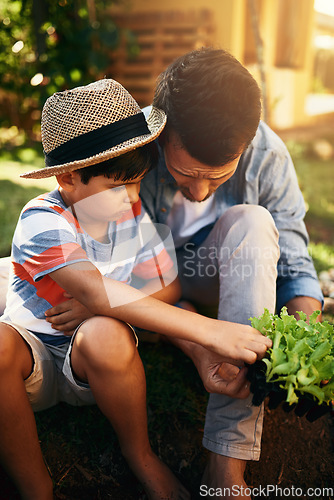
[161,208,167,213]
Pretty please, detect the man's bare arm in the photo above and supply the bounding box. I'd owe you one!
[285,296,322,321]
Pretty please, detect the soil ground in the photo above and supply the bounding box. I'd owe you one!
[0,380,333,500]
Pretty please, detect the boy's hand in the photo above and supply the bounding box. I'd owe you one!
[203,320,272,365]
[45,292,93,335]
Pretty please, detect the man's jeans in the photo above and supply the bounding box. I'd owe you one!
[176,205,280,460]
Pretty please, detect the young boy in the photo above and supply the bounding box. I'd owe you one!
[0,79,271,500]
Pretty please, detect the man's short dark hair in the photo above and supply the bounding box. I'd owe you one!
[78,141,158,184]
[153,47,261,166]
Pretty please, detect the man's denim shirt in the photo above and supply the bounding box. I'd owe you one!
[140,114,323,312]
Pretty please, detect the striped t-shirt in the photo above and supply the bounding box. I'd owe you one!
[2,188,175,345]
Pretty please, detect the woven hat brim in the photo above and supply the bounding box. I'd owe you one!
[20,107,166,179]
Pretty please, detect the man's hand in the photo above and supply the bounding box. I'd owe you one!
[191,345,250,398]
[164,333,251,398]
[45,292,94,335]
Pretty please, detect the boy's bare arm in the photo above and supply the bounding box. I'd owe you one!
[45,274,181,332]
[48,261,272,364]
[45,291,94,334]
[138,273,181,304]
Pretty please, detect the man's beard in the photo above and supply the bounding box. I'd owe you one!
[180,187,214,202]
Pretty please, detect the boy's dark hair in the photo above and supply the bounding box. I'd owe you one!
[78,141,158,184]
[153,47,261,166]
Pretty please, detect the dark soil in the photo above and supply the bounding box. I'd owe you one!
[1,399,333,499]
[246,405,334,499]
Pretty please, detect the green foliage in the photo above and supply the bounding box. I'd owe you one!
[0,179,51,256]
[250,307,334,405]
[0,0,126,128]
[308,242,334,273]
[288,140,334,246]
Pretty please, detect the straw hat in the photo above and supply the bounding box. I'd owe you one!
[21,79,166,179]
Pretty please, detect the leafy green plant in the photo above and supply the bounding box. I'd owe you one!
[247,308,334,410]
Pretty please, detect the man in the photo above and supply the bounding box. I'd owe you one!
[138,47,323,497]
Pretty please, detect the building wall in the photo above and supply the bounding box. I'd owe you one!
[108,0,317,129]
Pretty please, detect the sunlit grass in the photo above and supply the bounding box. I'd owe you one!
[308,242,334,273]
[288,141,334,246]
[0,149,57,256]
[0,149,56,191]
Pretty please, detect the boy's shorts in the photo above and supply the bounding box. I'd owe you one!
[1,320,138,412]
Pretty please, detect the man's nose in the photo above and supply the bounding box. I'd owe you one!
[188,180,210,202]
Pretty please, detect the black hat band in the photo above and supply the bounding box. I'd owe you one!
[44,112,150,167]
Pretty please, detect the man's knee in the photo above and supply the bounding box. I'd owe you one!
[219,205,276,233]
[216,205,279,252]
[74,316,137,371]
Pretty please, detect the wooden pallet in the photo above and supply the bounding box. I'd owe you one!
[107,9,215,106]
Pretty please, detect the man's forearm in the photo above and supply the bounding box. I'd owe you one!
[285,296,322,321]
[162,334,199,359]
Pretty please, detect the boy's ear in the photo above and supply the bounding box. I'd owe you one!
[56,171,78,191]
